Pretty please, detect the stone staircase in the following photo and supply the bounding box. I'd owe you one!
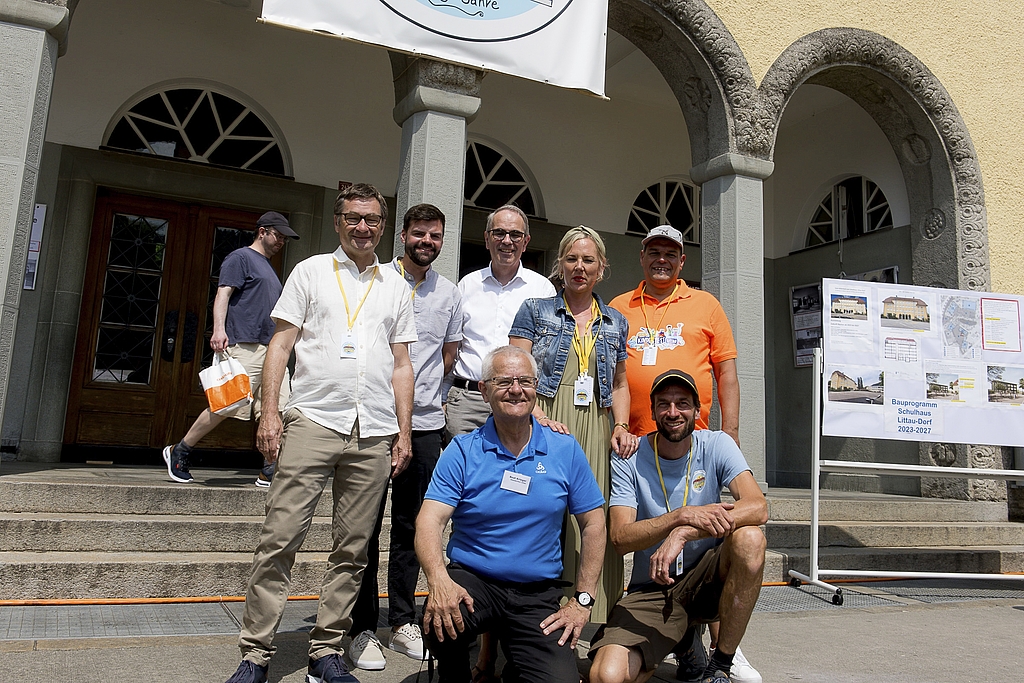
[2,464,1023,600]
[763,490,1024,579]
[0,463,422,600]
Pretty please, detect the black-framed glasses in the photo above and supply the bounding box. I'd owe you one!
[485,375,539,390]
[488,229,526,243]
[340,212,383,228]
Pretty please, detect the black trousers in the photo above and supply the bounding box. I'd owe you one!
[351,428,444,634]
[426,564,579,683]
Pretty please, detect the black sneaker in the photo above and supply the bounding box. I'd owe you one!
[224,660,268,683]
[162,444,193,483]
[255,461,275,488]
[675,624,708,682]
[307,653,360,683]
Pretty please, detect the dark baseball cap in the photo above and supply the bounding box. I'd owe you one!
[257,211,299,239]
[650,369,700,405]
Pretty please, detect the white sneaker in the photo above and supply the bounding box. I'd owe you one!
[729,647,762,683]
[348,630,387,671]
[389,623,427,660]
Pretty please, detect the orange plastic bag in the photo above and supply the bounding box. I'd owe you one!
[199,352,253,414]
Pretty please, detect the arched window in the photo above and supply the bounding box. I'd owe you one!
[805,176,893,248]
[104,84,290,176]
[627,178,700,244]
[464,140,538,216]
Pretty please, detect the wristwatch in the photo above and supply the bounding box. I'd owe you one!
[573,591,594,608]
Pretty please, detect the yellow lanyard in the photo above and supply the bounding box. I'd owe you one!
[640,282,680,347]
[334,259,378,331]
[568,296,601,376]
[396,259,426,300]
[653,433,693,513]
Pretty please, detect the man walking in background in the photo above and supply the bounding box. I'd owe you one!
[162,211,297,486]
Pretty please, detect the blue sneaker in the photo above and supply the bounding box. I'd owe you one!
[224,660,267,683]
[162,444,193,483]
[307,653,360,683]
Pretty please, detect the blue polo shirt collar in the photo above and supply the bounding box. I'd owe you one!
[480,415,549,461]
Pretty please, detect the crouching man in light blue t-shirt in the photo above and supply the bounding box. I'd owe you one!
[416,345,607,683]
[588,369,768,683]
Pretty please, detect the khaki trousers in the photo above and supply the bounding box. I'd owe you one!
[239,409,392,665]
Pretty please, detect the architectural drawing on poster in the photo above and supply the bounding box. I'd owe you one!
[827,365,883,405]
[981,298,1022,352]
[987,365,1024,405]
[940,295,981,358]
[881,295,931,331]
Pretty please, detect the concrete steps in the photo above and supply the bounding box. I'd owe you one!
[762,488,1024,581]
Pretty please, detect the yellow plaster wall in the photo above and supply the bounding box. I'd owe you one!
[708,0,1024,294]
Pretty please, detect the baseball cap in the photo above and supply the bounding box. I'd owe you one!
[641,225,684,249]
[257,211,299,239]
[650,369,700,405]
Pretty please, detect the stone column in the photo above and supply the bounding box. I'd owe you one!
[691,153,774,489]
[0,0,70,439]
[390,54,482,283]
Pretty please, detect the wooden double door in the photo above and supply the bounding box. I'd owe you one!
[65,190,282,454]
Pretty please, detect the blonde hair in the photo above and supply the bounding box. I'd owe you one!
[550,225,608,281]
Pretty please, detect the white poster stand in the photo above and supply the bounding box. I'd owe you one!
[787,347,1024,605]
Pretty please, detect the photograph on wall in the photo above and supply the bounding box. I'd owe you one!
[849,265,898,284]
[826,365,884,405]
[940,295,982,359]
[880,293,932,331]
[830,294,868,321]
[986,365,1024,405]
[790,283,822,367]
[980,298,1022,352]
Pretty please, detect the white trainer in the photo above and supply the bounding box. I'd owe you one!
[348,630,387,671]
[728,647,762,683]
[389,623,427,661]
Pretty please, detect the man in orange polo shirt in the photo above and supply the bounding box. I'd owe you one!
[610,225,760,683]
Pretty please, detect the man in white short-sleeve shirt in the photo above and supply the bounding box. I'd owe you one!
[447,204,556,436]
[226,184,416,683]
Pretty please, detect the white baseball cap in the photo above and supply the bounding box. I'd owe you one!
[641,225,684,249]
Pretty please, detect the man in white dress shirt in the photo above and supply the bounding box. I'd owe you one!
[224,183,416,683]
[447,204,556,436]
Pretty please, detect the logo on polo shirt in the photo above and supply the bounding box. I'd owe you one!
[691,470,707,493]
[535,461,546,474]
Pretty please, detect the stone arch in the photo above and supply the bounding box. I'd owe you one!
[608,0,765,166]
[758,28,989,291]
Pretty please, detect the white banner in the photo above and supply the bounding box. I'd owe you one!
[261,0,608,97]
[821,278,1024,447]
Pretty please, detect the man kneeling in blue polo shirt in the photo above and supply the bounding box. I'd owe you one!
[416,345,606,683]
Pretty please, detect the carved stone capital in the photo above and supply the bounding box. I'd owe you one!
[690,152,774,184]
[1,0,72,53]
[390,53,483,125]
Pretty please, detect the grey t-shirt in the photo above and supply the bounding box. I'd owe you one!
[610,430,750,590]
[219,246,283,345]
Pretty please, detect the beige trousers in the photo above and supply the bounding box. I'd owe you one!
[239,409,392,665]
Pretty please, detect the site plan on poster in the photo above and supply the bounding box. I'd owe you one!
[821,278,1024,447]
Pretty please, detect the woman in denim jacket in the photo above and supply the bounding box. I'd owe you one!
[509,225,640,623]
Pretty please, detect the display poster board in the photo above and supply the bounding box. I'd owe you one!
[821,277,1024,447]
[261,0,609,97]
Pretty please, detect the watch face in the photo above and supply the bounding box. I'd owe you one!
[576,591,593,607]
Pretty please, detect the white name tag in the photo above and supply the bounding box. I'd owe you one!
[339,331,357,359]
[675,547,685,576]
[573,374,595,406]
[642,345,658,366]
[500,470,531,495]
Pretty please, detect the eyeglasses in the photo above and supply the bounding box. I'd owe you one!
[488,229,526,243]
[484,375,539,390]
[340,212,383,228]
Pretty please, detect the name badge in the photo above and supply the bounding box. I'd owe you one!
[339,331,357,359]
[642,345,658,366]
[675,547,686,576]
[500,470,531,495]
[573,374,595,406]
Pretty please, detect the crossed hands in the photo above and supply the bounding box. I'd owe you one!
[649,503,736,585]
